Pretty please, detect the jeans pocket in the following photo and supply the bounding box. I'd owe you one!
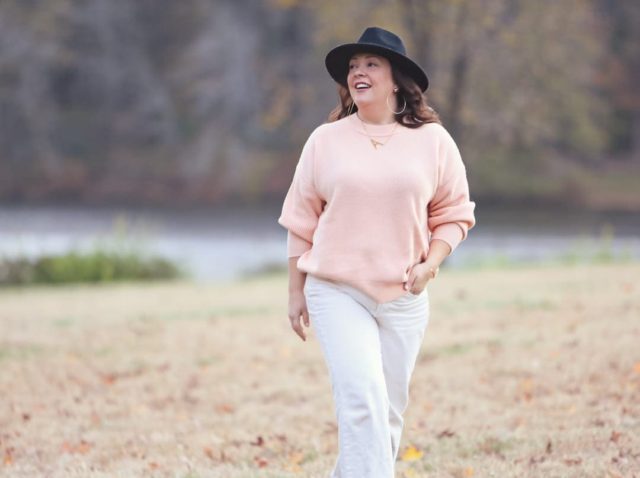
[400,288,429,307]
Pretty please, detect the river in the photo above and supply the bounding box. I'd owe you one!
[0,205,638,282]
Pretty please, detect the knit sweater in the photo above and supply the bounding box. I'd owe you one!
[277,112,476,303]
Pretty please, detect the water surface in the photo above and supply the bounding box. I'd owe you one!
[1,205,638,282]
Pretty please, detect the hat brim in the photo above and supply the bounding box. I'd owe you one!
[325,43,429,92]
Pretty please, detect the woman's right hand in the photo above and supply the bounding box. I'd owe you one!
[288,289,310,341]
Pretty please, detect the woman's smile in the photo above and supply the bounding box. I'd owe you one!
[355,81,371,88]
[354,81,372,93]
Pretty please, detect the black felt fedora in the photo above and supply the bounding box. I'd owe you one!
[325,26,429,92]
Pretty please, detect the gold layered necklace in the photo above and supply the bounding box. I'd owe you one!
[357,114,398,149]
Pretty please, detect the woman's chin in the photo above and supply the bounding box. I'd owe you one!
[354,98,377,109]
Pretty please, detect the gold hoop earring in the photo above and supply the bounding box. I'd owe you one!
[386,92,406,115]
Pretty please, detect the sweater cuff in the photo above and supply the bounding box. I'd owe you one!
[430,223,465,254]
[287,230,313,258]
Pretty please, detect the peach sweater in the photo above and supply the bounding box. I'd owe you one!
[277,113,476,303]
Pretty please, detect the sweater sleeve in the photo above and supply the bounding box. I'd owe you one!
[427,127,476,254]
[277,130,324,257]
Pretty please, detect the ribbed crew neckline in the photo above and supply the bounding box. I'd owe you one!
[347,112,406,137]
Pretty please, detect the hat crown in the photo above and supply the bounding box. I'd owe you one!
[324,26,429,92]
[357,27,407,56]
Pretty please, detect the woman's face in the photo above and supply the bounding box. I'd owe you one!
[347,53,395,108]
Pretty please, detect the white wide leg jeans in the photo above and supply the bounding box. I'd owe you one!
[303,274,430,478]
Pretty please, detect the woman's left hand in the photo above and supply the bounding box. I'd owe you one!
[404,262,438,295]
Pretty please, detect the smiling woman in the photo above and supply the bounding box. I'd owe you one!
[327,32,439,128]
[347,54,397,119]
[277,26,476,477]
[328,60,440,128]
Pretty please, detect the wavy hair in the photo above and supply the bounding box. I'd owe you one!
[327,67,441,128]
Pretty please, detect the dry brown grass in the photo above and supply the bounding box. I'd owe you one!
[1,263,639,477]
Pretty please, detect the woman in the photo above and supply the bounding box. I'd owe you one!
[277,26,476,477]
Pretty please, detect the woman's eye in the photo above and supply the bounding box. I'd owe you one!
[348,62,377,70]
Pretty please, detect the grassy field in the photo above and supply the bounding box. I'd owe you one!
[1,263,639,477]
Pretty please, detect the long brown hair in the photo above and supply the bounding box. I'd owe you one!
[327,67,441,128]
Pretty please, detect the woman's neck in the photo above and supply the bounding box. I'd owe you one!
[355,104,396,125]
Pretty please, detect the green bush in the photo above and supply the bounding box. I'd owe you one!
[0,249,183,286]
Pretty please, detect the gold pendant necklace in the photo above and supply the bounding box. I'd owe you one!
[358,114,398,149]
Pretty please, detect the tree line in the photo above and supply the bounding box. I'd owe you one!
[0,0,638,209]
